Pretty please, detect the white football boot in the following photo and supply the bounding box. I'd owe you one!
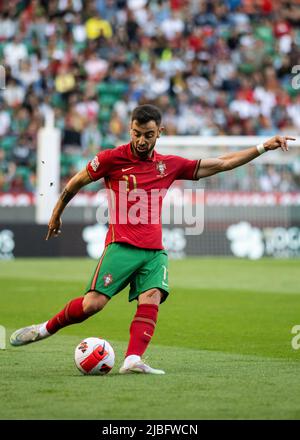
[119,355,165,375]
[10,323,50,346]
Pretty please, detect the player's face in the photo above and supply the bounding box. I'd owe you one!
[130,120,162,159]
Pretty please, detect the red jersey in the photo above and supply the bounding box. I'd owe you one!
[87,143,200,250]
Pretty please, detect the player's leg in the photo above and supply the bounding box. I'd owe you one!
[125,288,162,359]
[119,249,169,375]
[10,243,140,346]
[10,291,109,346]
[10,247,113,346]
[42,243,143,342]
[44,291,110,334]
[119,288,166,374]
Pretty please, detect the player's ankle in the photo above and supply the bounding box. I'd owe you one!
[123,354,141,367]
[39,322,51,337]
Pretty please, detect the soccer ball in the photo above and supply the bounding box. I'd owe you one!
[74,337,115,375]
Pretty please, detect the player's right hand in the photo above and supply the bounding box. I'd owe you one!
[46,216,62,240]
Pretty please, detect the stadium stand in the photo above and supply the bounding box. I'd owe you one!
[0,0,300,192]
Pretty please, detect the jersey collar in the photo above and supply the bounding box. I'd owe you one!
[127,142,157,162]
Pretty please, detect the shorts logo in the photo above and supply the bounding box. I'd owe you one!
[156,161,166,177]
[103,273,113,287]
[91,156,100,172]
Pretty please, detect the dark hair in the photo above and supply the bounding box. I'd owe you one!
[131,104,162,126]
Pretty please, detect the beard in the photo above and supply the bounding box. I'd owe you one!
[133,141,156,159]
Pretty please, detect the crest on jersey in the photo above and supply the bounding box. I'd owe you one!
[103,273,113,287]
[156,161,166,177]
[91,155,100,172]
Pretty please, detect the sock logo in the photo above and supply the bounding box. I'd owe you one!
[143,331,152,338]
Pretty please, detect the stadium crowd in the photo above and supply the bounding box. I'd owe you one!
[0,0,300,193]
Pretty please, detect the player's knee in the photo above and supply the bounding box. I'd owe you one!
[138,288,163,305]
[83,291,109,314]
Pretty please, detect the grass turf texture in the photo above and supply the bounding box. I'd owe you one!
[0,257,299,420]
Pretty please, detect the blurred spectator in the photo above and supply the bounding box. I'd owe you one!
[0,104,11,136]
[2,78,26,107]
[55,64,76,95]
[259,165,281,192]
[0,11,17,40]
[85,8,113,40]
[0,148,16,191]
[3,35,28,69]
[11,134,35,167]
[84,52,109,81]
[62,111,83,153]
[81,120,102,155]
[161,10,184,41]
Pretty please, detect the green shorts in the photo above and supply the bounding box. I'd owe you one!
[85,243,169,303]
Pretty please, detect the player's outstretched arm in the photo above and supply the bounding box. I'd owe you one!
[46,168,92,240]
[196,135,296,179]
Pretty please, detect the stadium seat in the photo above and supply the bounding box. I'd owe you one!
[97,81,127,98]
[0,136,17,152]
[99,94,119,107]
[98,108,112,122]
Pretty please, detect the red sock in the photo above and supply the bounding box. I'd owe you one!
[125,304,159,358]
[46,297,90,334]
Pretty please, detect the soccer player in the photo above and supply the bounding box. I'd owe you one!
[10,104,295,374]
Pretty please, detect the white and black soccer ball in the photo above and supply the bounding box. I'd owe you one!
[74,337,115,375]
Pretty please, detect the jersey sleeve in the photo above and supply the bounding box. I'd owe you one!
[174,156,201,180]
[86,149,113,181]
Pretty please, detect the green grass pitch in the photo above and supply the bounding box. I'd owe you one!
[0,257,300,420]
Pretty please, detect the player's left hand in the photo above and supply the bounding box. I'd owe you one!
[263,135,296,152]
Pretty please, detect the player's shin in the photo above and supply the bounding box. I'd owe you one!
[46,296,93,334]
[125,303,159,358]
